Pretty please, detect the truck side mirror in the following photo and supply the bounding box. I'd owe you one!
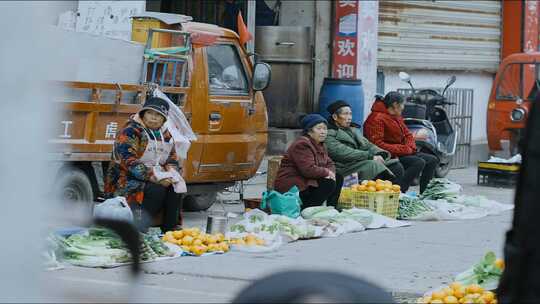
[252,62,271,91]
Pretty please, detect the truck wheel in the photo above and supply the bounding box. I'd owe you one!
[56,167,94,205]
[435,163,450,178]
[183,193,217,211]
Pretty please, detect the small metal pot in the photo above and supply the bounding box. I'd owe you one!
[206,212,228,235]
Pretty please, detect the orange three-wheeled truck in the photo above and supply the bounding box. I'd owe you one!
[487,52,540,156]
[49,19,270,211]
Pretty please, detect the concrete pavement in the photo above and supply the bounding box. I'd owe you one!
[41,163,515,302]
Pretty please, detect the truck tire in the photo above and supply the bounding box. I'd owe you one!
[56,167,94,205]
[183,193,217,211]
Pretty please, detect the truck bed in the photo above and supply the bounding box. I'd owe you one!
[50,81,185,162]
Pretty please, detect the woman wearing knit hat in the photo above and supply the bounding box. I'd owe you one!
[104,97,184,233]
[273,114,341,209]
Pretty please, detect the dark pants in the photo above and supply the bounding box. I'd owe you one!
[300,177,341,210]
[136,183,183,233]
[399,152,439,193]
[375,162,404,185]
[327,174,344,207]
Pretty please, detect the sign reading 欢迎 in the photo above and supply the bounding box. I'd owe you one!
[332,0,359,79]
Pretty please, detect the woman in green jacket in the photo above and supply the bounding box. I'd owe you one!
[324,100,404,199]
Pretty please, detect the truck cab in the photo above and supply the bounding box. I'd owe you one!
[50,18,270,211]
[487,52,540,155]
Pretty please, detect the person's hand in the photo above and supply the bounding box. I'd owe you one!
[405,146,416,155]
[149,175,159,184]
[373,155,385,164]
[159,178,174,187]
[326,170,336,180]
[165,165,182,184]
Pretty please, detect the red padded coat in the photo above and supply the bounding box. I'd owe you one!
[363,100,416,158]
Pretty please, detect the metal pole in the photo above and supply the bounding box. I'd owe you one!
[247,0,256,55]
[239,180,244,202]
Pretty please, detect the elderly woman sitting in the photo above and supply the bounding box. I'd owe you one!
[104,97,183,233]
[273,114,340,209]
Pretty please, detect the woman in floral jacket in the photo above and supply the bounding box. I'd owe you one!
[104,97,183,232]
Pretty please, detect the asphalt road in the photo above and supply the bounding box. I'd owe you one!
[40,165,515,302]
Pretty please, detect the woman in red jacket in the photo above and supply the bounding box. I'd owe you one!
[363,92,439,193]
[274,114,340,209]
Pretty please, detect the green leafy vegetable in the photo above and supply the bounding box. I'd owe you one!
[420,179,461,200]
[398,196,433,219]
[52,227,173,267]
[455,251,502,289]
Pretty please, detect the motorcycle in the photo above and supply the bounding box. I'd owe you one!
[398,72,458,178]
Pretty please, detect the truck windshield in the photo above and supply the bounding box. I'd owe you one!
[497,62,540,101]
[207,44,249,96]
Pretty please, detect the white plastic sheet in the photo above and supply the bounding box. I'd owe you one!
[486,154,521,164]
[401,196,513,221]
[451,195,514,215]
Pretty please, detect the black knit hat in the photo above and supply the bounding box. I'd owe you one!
[300,114,328,131]
[326,100,351,115]
[383,91,404,108]
[140,97,169,119]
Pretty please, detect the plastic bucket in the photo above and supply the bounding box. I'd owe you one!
[318,78,364,125]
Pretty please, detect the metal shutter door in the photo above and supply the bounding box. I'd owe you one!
[378,0,501,72]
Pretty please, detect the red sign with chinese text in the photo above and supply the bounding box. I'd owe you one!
[332,0,359,79]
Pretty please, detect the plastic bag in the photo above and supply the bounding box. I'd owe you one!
[301,206,339,220]
[269,215,324,241]
[335,208,374,227]
[93,197,133,223]
[152,166,187,194]
[228,209,270,235]
[450,195,514,216]
[227,209,284,248]
[424,199,488,220]
[230,234,284,253]
[322,218,365,237]
[261,186,301,218]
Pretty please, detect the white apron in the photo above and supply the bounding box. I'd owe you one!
[139,128,187,193]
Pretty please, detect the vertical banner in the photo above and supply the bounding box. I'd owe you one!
[357,1,379,117]
[332,0,359,79]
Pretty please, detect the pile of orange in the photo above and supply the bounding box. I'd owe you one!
[349,179,401,193]
[229,234,266,246]
[418,282,497,304]
[162,227,229,256]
